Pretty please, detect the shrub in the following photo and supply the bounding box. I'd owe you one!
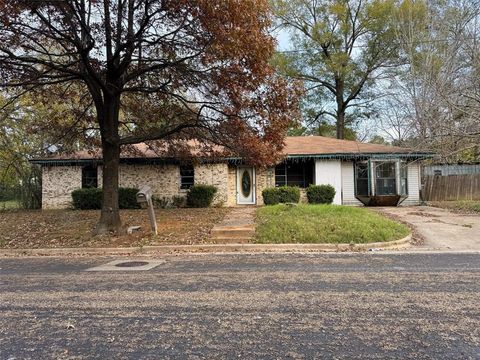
[187,184,217,208]
[262,188,280,205]
[153,196,171,209]
[172,195,187,208]
[306,184,336,204]
[72,188,102,209]
[262,186,300,205]
[118,187,140,209]
[72,187,140,210]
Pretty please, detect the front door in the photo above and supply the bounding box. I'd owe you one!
[236,167,256,204]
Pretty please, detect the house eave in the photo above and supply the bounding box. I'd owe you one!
[284,152,435,161]
[30,152,436,166]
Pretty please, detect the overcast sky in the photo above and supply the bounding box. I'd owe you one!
[274,29,291,50]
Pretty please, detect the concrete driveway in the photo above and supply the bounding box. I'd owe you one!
[377,206,480,251]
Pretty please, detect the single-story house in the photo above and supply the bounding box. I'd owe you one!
[31,136,434,209]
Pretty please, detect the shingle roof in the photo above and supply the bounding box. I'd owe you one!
[282,136,414,155]
[31,136,433,164]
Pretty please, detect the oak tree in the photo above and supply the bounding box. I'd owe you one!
[0,0,300,233]
[272,0,399,139]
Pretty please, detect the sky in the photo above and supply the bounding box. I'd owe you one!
[274,29,292,51]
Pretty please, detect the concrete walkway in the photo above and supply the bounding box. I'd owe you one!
[210,207,256,244]
[377,206,480,251]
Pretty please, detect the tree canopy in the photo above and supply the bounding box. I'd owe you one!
[0,0,300,232]
[272,0,399,139]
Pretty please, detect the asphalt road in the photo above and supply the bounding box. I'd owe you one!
[1,253,479,359]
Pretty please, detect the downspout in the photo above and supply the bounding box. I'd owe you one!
[395,160,401,195]
[368,160,374,196]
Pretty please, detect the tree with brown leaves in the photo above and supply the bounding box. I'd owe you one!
[0,0,300,234]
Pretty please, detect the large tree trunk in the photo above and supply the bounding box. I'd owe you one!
[336,110,345,139]
[95,141,123,234]
[94,94,124,235]
[335,78,345,140]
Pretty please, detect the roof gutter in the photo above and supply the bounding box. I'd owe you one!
[30,152,436,166]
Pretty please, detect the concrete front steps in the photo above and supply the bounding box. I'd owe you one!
[210,207,256,244]
[210,225,255,244]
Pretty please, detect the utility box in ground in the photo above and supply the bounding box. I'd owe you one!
[136,185,157,235]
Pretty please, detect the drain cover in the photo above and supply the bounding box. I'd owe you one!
[115,261,150,268]
[85,259,165,272]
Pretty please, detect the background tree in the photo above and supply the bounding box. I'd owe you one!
[272,0,400,139]
[0,0,300,233]
[381,0,480,161]
[0,90,85,209]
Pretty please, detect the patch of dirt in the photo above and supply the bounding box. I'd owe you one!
[407,211,441,217]
[426,218,468,227]
[0,208,230,249]
[428,201,480,215]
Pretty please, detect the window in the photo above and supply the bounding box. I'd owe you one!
[355,162,369,196]
[82,165,98,188]
[274,160,314,188]
[180,165,194,189]
[434,170,442,176]
[274,163,287,186]
[375,162,396,195]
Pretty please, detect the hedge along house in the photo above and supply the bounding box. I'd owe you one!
[31,136,434,209]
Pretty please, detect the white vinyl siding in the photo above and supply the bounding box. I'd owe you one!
[341,161,363,206]
[314,160,342,205]
[400,162,421,206]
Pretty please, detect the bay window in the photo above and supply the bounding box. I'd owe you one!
[355,160,408,197]
[355,162,369,196]
[375,162,397,195]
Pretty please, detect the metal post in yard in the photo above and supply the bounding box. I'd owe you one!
[136,185,158,235]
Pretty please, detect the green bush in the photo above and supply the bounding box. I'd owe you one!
[72,188,102,209]
[72,187,140,210]
[262,188,281,205]
[306,184,336,204]
[118,188,141,209]
[262,186,300,205]
[187,184,217,208]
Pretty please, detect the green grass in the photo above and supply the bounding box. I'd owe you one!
[430,201,480,214]
[255,204,410,244]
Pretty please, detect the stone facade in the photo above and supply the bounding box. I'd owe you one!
[194,163,229,206]
[42,162,230,209]
[42,166,82,209]
[227,165,237,206]
[98,164,181,199]
[255,167,275,205]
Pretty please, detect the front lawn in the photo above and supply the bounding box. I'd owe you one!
[255,204,410,244]
[0,208,229,249]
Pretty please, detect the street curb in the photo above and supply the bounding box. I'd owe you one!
[0,234,412,257]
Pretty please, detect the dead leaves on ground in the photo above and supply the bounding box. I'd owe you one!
[0,208,230,248]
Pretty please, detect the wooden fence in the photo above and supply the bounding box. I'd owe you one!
[422,174,480,201]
